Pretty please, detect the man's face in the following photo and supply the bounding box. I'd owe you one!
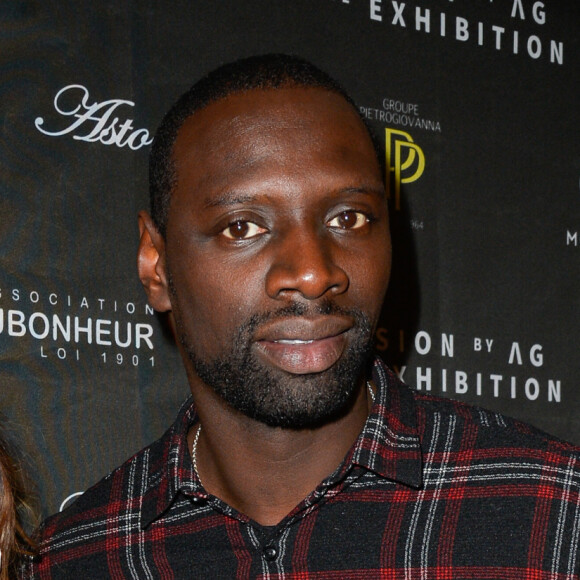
[163,87,391,428]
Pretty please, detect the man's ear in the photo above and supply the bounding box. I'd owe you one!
[137,211,172,312]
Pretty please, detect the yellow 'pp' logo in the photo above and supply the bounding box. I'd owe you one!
[385,128,425,210]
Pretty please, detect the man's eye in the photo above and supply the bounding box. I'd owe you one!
[221,220,266,240]
[328,211,368,230]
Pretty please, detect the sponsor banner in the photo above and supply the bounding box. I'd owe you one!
[0,0,577,515]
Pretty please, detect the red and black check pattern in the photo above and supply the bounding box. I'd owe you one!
[28,358,580,578]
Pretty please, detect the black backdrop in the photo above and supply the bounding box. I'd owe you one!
[0,0,578,517]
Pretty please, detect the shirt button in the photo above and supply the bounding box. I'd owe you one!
[263,545,278,561]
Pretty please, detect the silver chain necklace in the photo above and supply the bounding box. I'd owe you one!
[192,422,204,488]
[192,381,376,487]
[367,380,376,403]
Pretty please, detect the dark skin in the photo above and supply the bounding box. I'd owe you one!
[138,87,391,525]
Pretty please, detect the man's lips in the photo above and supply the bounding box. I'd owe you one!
[253,316,353,375]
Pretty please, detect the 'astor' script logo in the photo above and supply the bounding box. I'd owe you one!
[385,128,425,210]
[35,85,153,150]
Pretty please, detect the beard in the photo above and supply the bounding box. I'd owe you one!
[173,298,374,429]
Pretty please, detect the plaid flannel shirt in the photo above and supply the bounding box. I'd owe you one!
[29,358,580,578]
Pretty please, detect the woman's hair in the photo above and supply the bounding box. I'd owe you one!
[0,429,37,579]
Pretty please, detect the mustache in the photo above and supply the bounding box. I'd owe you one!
[241,300,369,337]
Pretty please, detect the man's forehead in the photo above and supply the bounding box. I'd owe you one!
[173,86,361,151]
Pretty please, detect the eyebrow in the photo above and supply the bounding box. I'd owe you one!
[203,193,256,209]
[340,185,386,198]
[202,185,385,209]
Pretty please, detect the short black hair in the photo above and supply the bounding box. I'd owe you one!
[149,53,376,237]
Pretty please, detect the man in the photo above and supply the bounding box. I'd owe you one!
[29,54,580,578]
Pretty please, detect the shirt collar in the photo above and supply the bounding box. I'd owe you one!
[141,356,422,528]
[348,357,423,488]
[141,396,202,528]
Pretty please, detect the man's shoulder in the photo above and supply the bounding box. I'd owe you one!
[410,386,580,459]
[376,359,579,458]
[42,395,196,532]
[27,426,180,578]
[41,433,163,535]
[26,397,199,577]
[36,394,196,552]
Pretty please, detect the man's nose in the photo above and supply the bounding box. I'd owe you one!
[265,228,349,300]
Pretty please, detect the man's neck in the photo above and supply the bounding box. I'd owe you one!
[187,382,372,526]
